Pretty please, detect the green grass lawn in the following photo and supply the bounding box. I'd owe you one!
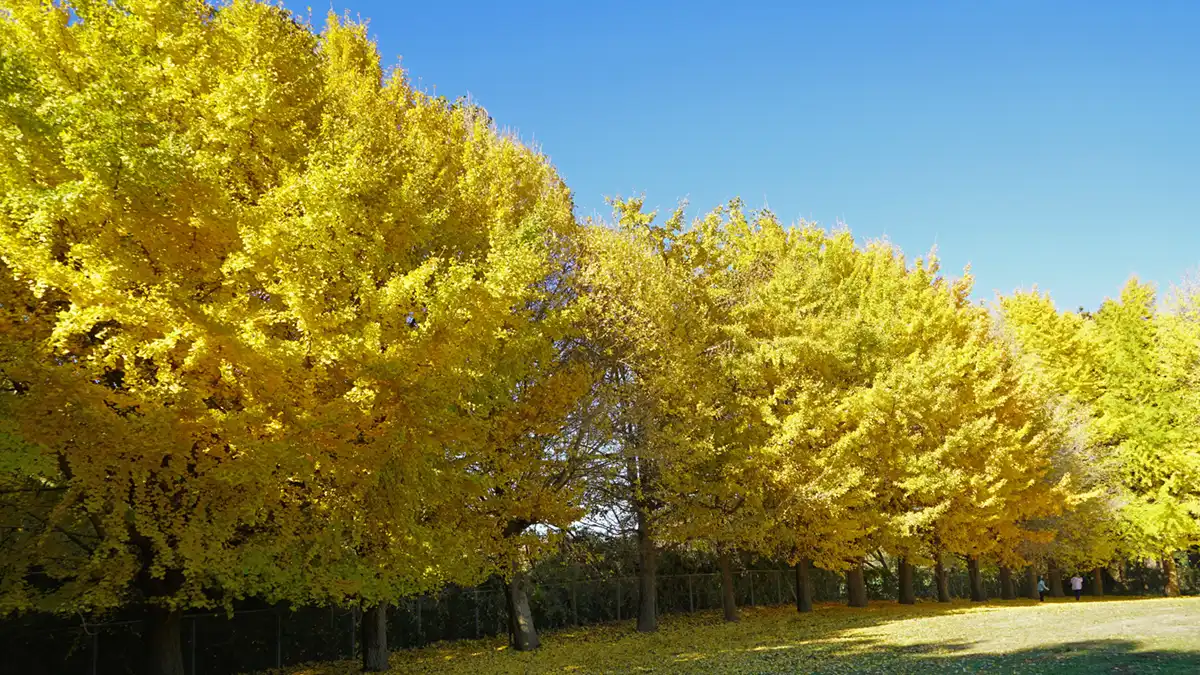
[274,596,1200,674]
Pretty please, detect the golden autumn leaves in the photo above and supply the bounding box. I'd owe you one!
[0,4,1197,674]
[585,203,1070,583]
[1001,284,1200,575]
[0,0,580,624]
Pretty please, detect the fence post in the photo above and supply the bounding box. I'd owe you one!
[474,589,481,638]
[750,572,756,607]
[350,606,357,660]
[687,575,694,613]
[571,582,579,626]
[776,570,782,605]
[190,618,196,675]
[414,597,422,645]
[615,578,622,621]
[275,608,282,669]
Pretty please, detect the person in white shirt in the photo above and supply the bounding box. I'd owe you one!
[1070,574,1084,601]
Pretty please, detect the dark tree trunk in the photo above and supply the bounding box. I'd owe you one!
[934,559,951,603]
[636,511,658,633]
[872,550,895,596]
[718,549,739,622]
[1025,566,1040,600]
[1093,567,1105,596]
[967,556,987,602]
[143,606,185,675]
[898,558,915,605]
[1112,561,1129,594]
[1163,555,1181,597]
[1048,560,1065,597]
[999,566,1016,600]
[795,558,813,613]
[361,602,390,671]
[505,569,540,651]
[846,561,868,608]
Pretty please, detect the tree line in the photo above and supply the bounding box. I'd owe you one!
[1,2,1197,674]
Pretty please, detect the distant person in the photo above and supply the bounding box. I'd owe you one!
[1037,577,1048,601]
[1070,574,1084,601]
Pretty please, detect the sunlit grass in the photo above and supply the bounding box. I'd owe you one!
[268,596,1200,674]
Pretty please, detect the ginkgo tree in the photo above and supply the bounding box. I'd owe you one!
[3,3,1197,674]
[467,341,603,652]
[576,197,734,633]
[738,232,1072,610]
[996,290,1123,597]
[820,251,1062,606]
[821,248,993,606]
[0,2,584,674]
[1001,282,1200,597]
[917,320,1069,603]
[595,200,773,624]
[1092,280,1200,594]
[1,8,342,675]
[737,227,886,609]
[747,235,961,608]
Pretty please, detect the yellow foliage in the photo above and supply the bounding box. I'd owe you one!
[4,1,1193,657]
[0,0,580,616]
[1001,281,1200,563]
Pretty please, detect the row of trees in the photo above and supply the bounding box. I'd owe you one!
[1,2,1197,674]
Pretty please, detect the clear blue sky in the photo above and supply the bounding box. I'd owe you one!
[296,0,1199,311]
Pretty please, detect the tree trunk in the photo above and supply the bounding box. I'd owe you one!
[999,566,1016,600]
[934,559,950,602]
[636,512,658,633]
[1048,560,1064,597]
[872,549,895,597]
[794,558,813,613]
[846,561,868,608]
[897,558,915,605]
[361,602,390,671]
[1093,567,1105,597]
[1111,561,1128,593]
[144,605,185,675]
[505,569,540,651]
[718,548,739,622]
[967,556,987,602]
[1025,566,1039,600]
[1163,555,1181,597]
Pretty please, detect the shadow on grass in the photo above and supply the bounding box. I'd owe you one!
[798,638,1200,674]
[270,598,1200,674]
[1038,594,1171,604]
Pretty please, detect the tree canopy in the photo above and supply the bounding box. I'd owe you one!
[1,1,1197,673]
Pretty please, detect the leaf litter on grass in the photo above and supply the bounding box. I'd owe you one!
[263,597,1200,675]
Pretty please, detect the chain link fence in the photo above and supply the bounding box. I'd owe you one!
[2,561,1186,674]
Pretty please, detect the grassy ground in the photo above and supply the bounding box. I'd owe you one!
[271,596,1200,674]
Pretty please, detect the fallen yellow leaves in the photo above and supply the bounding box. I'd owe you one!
[261,597,1200,674]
